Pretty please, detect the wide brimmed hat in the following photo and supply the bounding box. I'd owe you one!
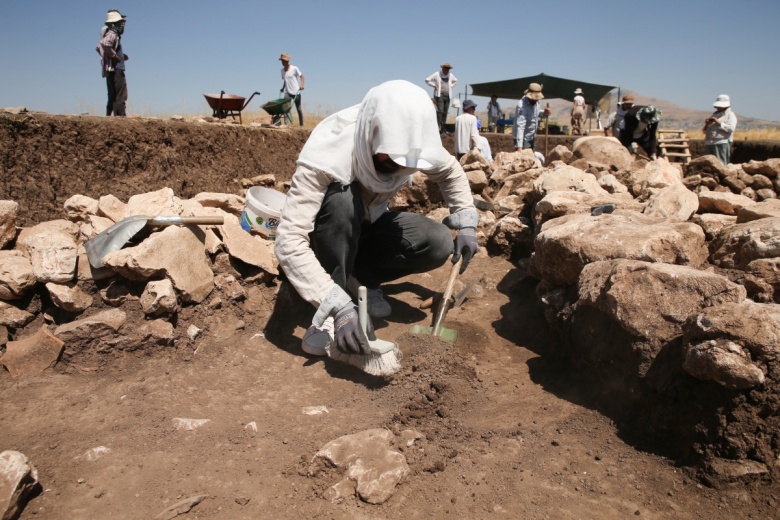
[441,62,453,69]
[105,10,126,24]
[621,95,635,104]
[637,105,661,124]
[463,99,477,111]
[574,88,583,95]
[524,83,544,100]
[713,94,730,108]
[279,53,292,61]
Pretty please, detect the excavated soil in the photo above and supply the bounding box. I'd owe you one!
[1,112,779,519]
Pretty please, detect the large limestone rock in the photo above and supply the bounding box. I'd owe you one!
[630,158,684,198]
[308,429,409,505]
[0,251,36,300]
[63,194,99,221]
[534,191,641,228]
[0,450,39,520]
[0,200,19,249]
[735,198,780,223]
[0,302,34,328]
[490,150,541,183]
[218,217,278,276]
[709,217,780,270]
[571,136,633,170]
[741,158,780,178]
[0,326,64,378]
[487,216,533,255]
[122,187,181,219]
[140,279,180,315]
[692,213,737,240]
[682,301,780,389]
[531,212,708,286]
[102,226,214,303]
[686,155,728,180]
[96,194,126,222]
[17,230,78,283]
[191,192,245,216]
[546,144,573,164]
[698,191,756,216]
[642,183,699,222]
[45,282,94,313]
[577,259,746,343]
[531,164,610,207]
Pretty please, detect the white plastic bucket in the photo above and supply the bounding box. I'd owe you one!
[240,186,286,239]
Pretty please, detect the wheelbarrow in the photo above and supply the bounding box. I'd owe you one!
[261,91,298,127]
[203,90,260,125]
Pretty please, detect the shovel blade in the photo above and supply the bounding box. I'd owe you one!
[409,325,459,343]
[84,216,150,268]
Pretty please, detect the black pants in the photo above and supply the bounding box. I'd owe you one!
[434,94,451,132]
[311,182,453,290]
[285,92,303,126]
[105,70,127,116]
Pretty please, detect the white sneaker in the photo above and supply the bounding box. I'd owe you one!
[347,276,391,318]
[302,316,334,356]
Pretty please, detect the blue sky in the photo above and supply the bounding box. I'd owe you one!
[1,0,779,122]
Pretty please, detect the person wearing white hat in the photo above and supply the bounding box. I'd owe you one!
[274,80,479,357]
[703,94,737,165]
[570,88,586,135]
[279,53,305,126]
[98,9,128,116]
[512,83,551,151]
[454,99,481,160]
[425,63,458,134]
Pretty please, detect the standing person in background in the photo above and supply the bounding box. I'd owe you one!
[426,63,458,134]
[704,94,737,165]
[605,95,634,140]
[570,88,586,135]
[279,53,305,126]
[98,10,128,117]
[454,100,480,160]
[512,83,551,151]
[620,105,661,160]
[486,95,502,133]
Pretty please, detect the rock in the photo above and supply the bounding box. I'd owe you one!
[682,340,765,390]
[531,164,611,206]
[0,450,39,520]
[735,198,780,223]
[697,191,756,216]
[63,194,99,221]
[301,406,329,415]
[99,279,142,306]
[102,226,214,303]
[186,324,202,340]
[577,259,745,343]
[248,174,277,187]
[172,418,210,431]
[686,155,728,180]
[308,429,409,505]
[487,216,533,255]
[756,188,777,201]
[0,200,19,249]
[490,150,540,183]
[534,191,642,228]
[710,217,780,269]
[0,251,36,300]
[0,326,64,378]
[642,183,699,222]
[597,173,629,194]
[571,136,633,170]
[691,213,736,240]
[546,144,573,164]
[15,219,78,245]
[632,158,684,198]
[17,230,78,283]
[96,194,126,222]
[218,217,279,275]
[122,187,181,219]
[140,279,180,315]
[741,158,780,178]
[54,308,126,349]
[213,274,246,301]
[0,302,35,328]
[82,446,111,462]
[154,495,208,520]
[703,458,770,488]
[109,319,174,351]
[532,212,708,286]
[191,192,245,216]
[465,168,488,193]
[78,215,115,243]
[45,282,94,313]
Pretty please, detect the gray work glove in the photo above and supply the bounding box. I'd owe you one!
[333,304,375,355]
[452,227,478,274]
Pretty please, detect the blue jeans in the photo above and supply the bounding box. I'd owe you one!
[311,182,453,290]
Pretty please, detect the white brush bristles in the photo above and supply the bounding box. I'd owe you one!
[325,345,403,377]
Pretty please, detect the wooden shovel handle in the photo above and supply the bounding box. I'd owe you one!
[147,216,224,226]
[431,257,462,336]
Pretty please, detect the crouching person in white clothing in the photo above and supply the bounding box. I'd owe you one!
[274,80,479,357]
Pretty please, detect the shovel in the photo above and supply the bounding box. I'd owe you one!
[84,215,224,268]
[409,257,462,343]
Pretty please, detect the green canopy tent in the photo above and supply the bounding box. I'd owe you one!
[469,72,619,106]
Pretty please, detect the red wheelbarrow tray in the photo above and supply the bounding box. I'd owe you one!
[203,91,260,124]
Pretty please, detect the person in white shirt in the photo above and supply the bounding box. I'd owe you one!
[274,80,479,357]
[571,88,586,135]
[425,63,458,134]
[486,95,502,133]
[513,83,551,151]
[704,94,738,165]
[454,99,481,160]
[279,53,305,126]
[605,95,634,140]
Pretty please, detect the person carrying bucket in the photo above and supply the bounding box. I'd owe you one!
[274,80,479,357]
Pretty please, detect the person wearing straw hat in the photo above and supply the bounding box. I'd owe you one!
[703,94,737,165]
[570,88,586,136]
[454,99,481,160]
[512,83,551,151]
[605,95,634,139]
[275,80,479,357]
[425,63,458,134]
[620,105,661,160]
[279,53,305,126]
[98,9,128,116]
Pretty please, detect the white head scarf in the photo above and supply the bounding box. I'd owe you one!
[296,80,450,194]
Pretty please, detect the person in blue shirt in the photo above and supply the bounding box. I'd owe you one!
[512,83,551,151]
